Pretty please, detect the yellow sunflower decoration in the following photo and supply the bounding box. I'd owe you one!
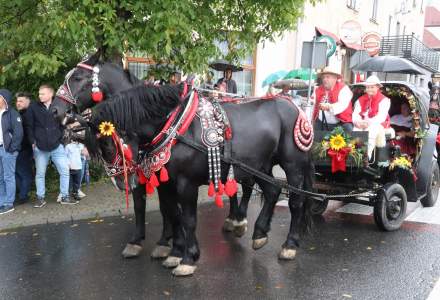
[390,156,412,170]
[99,121,115,136]
[329,134,346,151]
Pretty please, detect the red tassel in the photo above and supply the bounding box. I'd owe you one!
[150,173,160,187]
[208,181,215,197]
[225,179,238,197]
[218,181,224,195]
[137,170,147,184]
[159,167,169,182]
[225,127,232,140]
[215,193,224,208]
[91,91,103,102]
[146,182,155,195]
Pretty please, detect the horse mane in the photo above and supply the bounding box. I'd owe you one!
[91,83,184,131]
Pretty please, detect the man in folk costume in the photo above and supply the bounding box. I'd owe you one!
[352,75,392,159]
[313,66,353,132]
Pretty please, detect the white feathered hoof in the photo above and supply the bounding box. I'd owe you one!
[172,264,197,277]
[162,256,182,268]
[278,248,297,260]
[252,237,268,250]
[122,243,143,258]
[150,245,171,259]
[233,219,248,238]
[222,218,235,232]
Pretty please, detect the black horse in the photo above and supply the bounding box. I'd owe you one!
[52,53,256,258]
[84,83,314,276]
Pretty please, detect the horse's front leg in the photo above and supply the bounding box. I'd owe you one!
[171,179,200,277]
[122,183,146,258]
[150,185,174,259]
[232,179,254,237]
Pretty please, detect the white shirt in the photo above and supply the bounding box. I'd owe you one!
[0,109,5,145]
[390,114,412,128]
[352,97,391,128]
[318,85,353,124]
[66,142,85,170]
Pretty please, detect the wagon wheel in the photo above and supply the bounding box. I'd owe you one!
[420,160,439,207]
[373,183,407,231]
[310,198,329,215]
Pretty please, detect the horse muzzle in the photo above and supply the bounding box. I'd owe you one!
[111,174,138,193]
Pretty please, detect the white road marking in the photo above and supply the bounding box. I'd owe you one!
[427,278,440,300]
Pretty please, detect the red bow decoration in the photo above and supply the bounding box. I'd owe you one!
[327,147,351,173]
[436,134,440,145]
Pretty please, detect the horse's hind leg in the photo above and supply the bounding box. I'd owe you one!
[122,183,146,258]
[279,162,309,260]
[251,177,281,250]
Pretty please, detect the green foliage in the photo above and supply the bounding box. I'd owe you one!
[1,0,311,94]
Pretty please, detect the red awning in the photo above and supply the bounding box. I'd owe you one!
[315,26,341,44]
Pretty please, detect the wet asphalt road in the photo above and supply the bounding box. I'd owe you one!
[0,201,439,300]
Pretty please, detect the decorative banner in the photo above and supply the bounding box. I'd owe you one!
[362,32,381,56]
[317,35,337,58]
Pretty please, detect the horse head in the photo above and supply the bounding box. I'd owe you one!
[86,117,140,192]
[52,49,139,124]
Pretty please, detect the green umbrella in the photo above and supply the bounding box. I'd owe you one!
[284,68,317,81]
[262,70,288,87]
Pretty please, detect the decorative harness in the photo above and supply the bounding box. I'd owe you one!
[100,88,313,208]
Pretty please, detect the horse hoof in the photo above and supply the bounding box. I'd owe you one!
[223,218,235,232]
[233,219,248,237]
[278,248,297,260]
[122,243,143,258]
[162,256,182,268]
[150,245,171,259]
[172,264,197,277]
[252,237,268,250]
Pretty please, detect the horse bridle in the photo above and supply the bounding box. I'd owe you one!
[56,62,101,106]
[100,131,136,177]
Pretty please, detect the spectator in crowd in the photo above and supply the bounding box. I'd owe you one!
[15,92,33,205]
[216,67,237,94]
[25,84,75,207]
[169,71,181,84]
[0,89,24,215]
[66,140,83,202]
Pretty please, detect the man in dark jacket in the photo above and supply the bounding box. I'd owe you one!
[25,85,76,207]
[0,89,23,215]
[15,92,33,205]
[216,68,238,94]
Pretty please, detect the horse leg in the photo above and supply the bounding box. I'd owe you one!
[151,185,174,259]
[223,193,238,232]
[161,186,186,268]
[279,162,311,260]
[251,178,281,250]
[172,180,199,276]
[232,180,254,237]
[122,183,146,258]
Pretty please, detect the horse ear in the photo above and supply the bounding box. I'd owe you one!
[84,49,103,66]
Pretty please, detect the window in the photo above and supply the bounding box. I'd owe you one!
[347,0,361,11]
[371,0,378,21]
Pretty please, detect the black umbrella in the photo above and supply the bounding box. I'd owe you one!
[209,59,243,72]
[354,56,424,75]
